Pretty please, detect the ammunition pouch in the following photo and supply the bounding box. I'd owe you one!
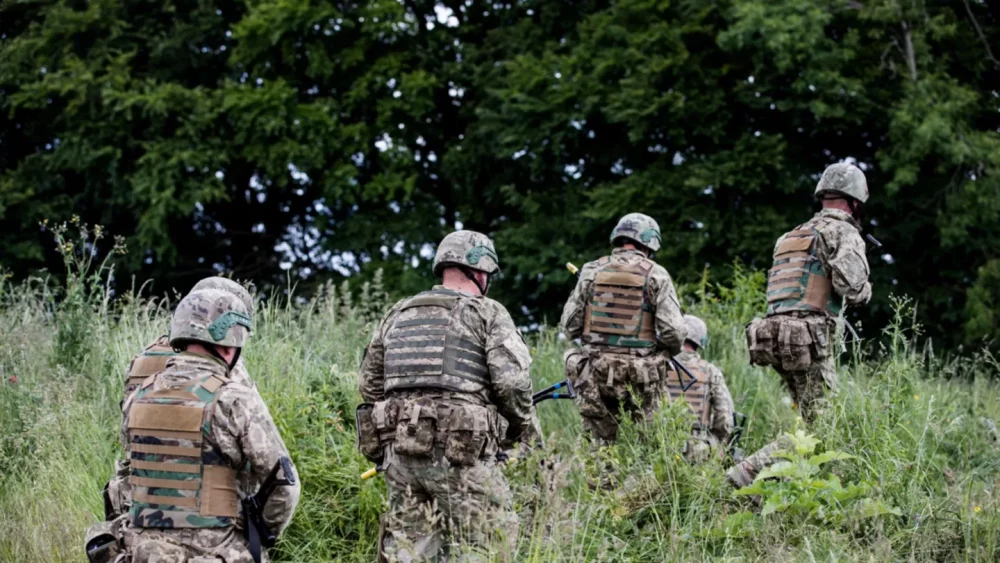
[745,316,830,371]
[590,353,664,395]
[390,398,506,466]
[395,400,439,457]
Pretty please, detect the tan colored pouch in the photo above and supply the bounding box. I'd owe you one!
[444,405,490,466]
[395,400,437,457]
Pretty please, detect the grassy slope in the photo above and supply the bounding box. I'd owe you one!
[2,269,1000,562]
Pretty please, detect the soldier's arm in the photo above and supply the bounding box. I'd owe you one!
[708,365,734,444]
[485,305,543,448]
[820,225,872,306]
[358,303,402,403]
[651,268,684,355]
[559,267,595,339]
[214,389,301,534]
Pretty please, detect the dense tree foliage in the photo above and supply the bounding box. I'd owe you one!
[2,0,999,347]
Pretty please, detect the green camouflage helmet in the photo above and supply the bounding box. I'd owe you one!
[815,163,869,203]
[610,213,662,252]
[432,231,500,276]
[169,289,252,349]
[191,276,254,317]
[683,314,708,349]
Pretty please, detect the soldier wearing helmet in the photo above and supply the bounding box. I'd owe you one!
[358,230,541,561]
[94,277,261,536]
[668,315,735,462]
[731,162,873,488]
[559,213,686,445]
[113,289,299,563]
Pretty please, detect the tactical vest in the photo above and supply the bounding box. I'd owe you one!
[383,289,490,396]
[582,256,657,348]
[665,358,711,428]
[127,371,239,529]
[765,223,841,317]
[124,337,176,396]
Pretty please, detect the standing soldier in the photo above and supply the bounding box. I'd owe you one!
[730,162,873,488]
[668,315,735,462]
[357,231,541,562]
[559,213,685,445]
[117,289,299,563]
[100,278,258,528]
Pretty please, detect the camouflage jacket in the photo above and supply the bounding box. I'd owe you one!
[123,335,255,400]
[560,248,685,356]
[359,285,542,448]
[774,209,872,311]
[120,352,300,534]
[675,350,734,444]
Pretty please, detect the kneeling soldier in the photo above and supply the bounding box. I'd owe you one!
[119,289,299,563]
[668,315,734,462]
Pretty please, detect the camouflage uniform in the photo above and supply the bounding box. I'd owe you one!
[669,316,734,463]
[732,163,872,487]
[116,290,299,563]
[104,277,259,526]
[559,214,685,444]
[357,231,540,562]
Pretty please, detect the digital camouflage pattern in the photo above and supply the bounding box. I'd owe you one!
[814,162,869,203]
[190,276,255,317]
[672,349,734,462]
[432,230,500,275]
[609,213,662,252]
[559,248,685,444]
[380,444,517,562]
[359,284,539,561]
[726,434,796,488]
[169,289,252,349]
[124,527,262,563]
[764,208,871,423]
[683,315,708,350]
[120,353,300,560]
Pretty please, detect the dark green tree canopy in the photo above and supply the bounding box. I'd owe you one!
[2,0,999,347]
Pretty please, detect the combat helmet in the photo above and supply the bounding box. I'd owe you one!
[815,163,869,203]
[169,288,252,350]
[432,231,500,276]
[683,314,708,350]
[191,276,254,317]
[610,213,662,252]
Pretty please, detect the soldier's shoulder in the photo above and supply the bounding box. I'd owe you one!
[471,295,515,321]
[142,335,172,351]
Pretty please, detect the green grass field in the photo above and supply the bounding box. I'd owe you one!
[2,261,1000,562]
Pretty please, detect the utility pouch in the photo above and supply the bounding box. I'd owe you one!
[372,400,398,446]
[355,403,381,463]
[807,320,830,361]
[745,318,778,367]
[395,400,438,457]
[592,354,627,394]
[629,355,662,387]
[444,405,490,466]
[777,319,813,371]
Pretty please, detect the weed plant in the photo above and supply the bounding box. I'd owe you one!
[1,240,999,561]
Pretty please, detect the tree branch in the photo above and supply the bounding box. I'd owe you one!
[961,0,1000,70]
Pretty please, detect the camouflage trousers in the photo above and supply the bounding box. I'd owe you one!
[381,444,517,562]
[124,527,258,563]
[564,348,669,445]
[775,355,836,425]
[683,431,722,464]
[726,434,795,488]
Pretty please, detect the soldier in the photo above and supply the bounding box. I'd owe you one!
[668,315,735,462]
[117,289,299,563]
[730,162,873,488]
[559,213,685,445]
[357,230,541,562]
[102,277,258,525]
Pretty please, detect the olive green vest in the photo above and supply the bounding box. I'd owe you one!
[383,289,490,396]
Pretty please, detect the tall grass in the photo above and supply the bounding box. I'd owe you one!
[2,250,1000,561]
